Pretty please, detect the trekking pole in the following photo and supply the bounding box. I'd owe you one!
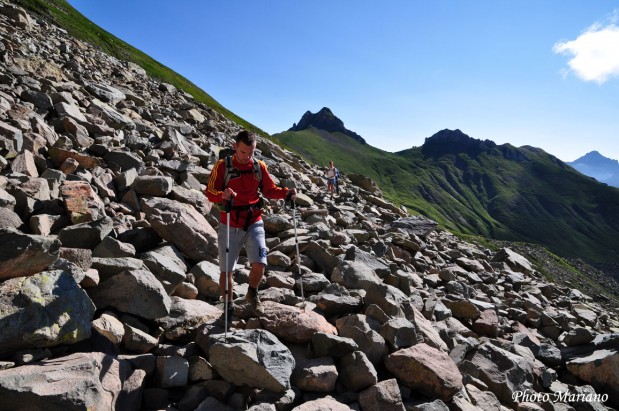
[291,199,305,307]
[224,197,233,341]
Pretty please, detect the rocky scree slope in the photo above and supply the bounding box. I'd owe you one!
[0,4,618,411]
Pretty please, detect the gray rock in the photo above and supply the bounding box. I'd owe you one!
[155,355,189,388]
[20,89,53,110]
[208,329,295,393]
[88,98,135,129]
[91,256,147,282]
[104,150,145,172]
[0,270,95,357]
[335,314,387,365]
[141,249,186,293]
[310,289,362,318]
[0,228,60,281]
[93,236,136,258]
[142,197,218,261]
[88,269,171,319]
[0,120,24,151]
[390,215,438,238]
[466,341,536,406]
[190,260,222,298]
[155,297,221,341]
[358,378,405,411]
[132,175,174,196]
[311,332,359,359]
[57,216,114,249]
[0,207,23,230]
[85,82,126,104]
[331,260,382,290]
[337,351,377,391]
[292,356,338,392]
[491,247,534,275]
[380,317,421,351]
[0,352,123,410]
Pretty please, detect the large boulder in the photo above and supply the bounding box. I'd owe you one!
[336,314,387,365]
[207,329,295,393]
[155,297,222,341]
[142,197,218,261]
[258,301,338,343]
[331,261,382,290]
[0,352,124,410]
[0,228,60,280]
[385,343,463,402]
[88,269,171,320]
[465,341,537,406]
[0,270,95,358]
[566,349,619,403]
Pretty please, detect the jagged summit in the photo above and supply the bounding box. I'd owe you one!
[289,107,366,144]
[421,129,497,157]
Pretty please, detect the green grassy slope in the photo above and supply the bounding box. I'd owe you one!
[15,0,264,135]
[275,128,619,265]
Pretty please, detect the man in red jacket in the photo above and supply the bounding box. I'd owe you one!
[206,130,297,314]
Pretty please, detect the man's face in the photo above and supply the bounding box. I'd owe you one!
[234,141,256,164]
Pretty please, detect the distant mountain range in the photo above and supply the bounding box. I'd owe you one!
[568,151,619,188]
[275,108,619,268]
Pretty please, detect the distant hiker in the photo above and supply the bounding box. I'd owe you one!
[206,130,297,314]
[326,160,340,195]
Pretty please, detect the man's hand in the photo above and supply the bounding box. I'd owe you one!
[222,188,236,201]
[286,188,297,202]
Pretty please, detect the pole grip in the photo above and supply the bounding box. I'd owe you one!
[225,197,233,213]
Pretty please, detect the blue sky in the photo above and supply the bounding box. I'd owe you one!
[67,1,619,162]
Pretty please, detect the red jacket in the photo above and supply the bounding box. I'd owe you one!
[206,155,289,229]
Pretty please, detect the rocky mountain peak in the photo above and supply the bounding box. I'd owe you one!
[289,107,366,144]
[568,151,619,188]
[572,150,618,166]
[422,129,497,157]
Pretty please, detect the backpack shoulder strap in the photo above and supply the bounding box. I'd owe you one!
[254,160,262,184]
[222,155,234,191]
[254,159,263,188]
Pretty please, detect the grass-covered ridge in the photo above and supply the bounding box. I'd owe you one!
[15,0,264,136]
[275,127,619,265]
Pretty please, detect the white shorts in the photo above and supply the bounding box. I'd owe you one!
[217,220,267,272]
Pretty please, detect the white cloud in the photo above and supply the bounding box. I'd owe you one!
[553,16,619,84]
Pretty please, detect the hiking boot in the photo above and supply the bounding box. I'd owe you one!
[246,287,261,313]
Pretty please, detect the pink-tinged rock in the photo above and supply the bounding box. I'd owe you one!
[0,228,60,280]
[60,180,106,223]
[0,352,121,410]
[385,343,463,401]
[292,396,354,411]
[10,149,38,176]
[259,301,337,343]
[473,309,500,337]
[567,349,619,396]
[48,146,101,169]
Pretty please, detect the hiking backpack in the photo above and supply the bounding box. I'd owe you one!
[218,148,263,192]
